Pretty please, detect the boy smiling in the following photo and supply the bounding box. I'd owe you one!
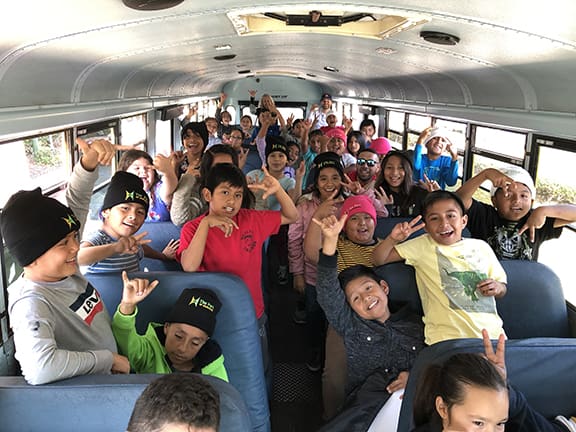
[78,171,151,274]
[373,190,507,345]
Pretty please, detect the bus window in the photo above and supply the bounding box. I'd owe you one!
[155,116,173,155]
[408,114,431,133]
[474,126,526,159]
[120,114,147,150]
[470,154,520,204]
[77,122,119,231]
[0,131,69,207]
[533,145,576,303]
[387,111,405,149]
[277,107,305,123]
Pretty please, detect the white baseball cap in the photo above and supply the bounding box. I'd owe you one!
[490,166,536,199]
[423,126,450,145]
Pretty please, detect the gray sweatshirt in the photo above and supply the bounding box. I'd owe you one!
[7,161,115,385]
[8,274,116,384]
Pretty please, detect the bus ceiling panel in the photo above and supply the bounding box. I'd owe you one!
[223,76,324,105]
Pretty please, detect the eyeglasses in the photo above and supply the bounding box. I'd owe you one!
[356,158,377,167]
[230,135,244,140]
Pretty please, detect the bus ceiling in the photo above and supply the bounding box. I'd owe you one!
[1,1,576,136]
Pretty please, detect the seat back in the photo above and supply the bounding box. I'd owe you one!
[0,374,251,432]
[497,260,570,338]
[397,338,576,431]
[86,271,270,432]
[136,221,182,271]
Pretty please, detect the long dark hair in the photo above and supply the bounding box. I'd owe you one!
[413,353,507,427]
[118,149,159,204]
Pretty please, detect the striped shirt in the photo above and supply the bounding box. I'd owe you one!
[83,230,142,274]
[336,236,381,273]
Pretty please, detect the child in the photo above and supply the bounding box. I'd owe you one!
[346,130,367,159]
[118,149,178,223]
[456,166,576,260]
[78,171,151,273]
[325,128,356,173]
[112,272,228,380]
[289,151,351,372]
[413,330,576,432]
[1,139,129,385]
[359,118,376,145]
[215,92,234,139]
[301,127,322,190]
[375,150,431,217]
[373,190,507,345]
[303,195,388,418]
[178,121,209,177]
[176,163,298,375]
[251,116,303,205]
[313,212,424,431]
[127,373,220,432]
[413,126,458,190]
[204,117,222,149]
[171,144,240,227]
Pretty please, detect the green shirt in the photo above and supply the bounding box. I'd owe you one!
[112,306,228,382]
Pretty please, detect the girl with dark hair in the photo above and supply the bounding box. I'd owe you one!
[118,149,178,223]
[288,152,347,373]
[375,151,432,217]
[178,122,209,176]
[413,331,574,432]
[346,130,366,158]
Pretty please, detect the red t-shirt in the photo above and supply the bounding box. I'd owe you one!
[177,209,281,318]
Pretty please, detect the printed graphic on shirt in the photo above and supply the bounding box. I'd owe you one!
[241,230,256,252]
[487,224,533,260]
[437,247,496,313]
[69,283,104,325]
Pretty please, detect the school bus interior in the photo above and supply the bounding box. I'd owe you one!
[1,1,576,431]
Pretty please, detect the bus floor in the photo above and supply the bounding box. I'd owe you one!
[266,272,324,432]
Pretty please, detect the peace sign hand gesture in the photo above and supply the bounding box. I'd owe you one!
[390,215,425,243]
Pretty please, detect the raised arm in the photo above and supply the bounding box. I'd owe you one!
[519,203,576,241]
[372,216,425,265]
[456,168,515,210]
[248,166,298,225]
[78,232,150,266]
[66,138,116,237]
[154,153,178,206]
[303,192,342,264]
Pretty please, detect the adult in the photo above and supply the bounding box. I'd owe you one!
[308,93,334,130]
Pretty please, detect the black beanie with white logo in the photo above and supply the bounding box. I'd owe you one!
[101,171,149,213]
[165,289,222,337]
[0,188,81,266]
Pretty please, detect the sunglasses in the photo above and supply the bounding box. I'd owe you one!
[356,158,377,167]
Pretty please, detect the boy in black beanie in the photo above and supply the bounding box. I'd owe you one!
[0,138,131,384]
[78,171,152,274]
[112,272,228,381]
